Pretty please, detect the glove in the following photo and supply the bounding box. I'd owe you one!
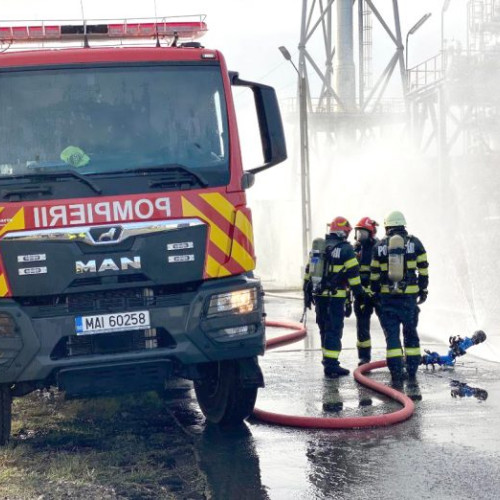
[345,301,352,318]
[370,292,381,309]
[354,290,368,312]
[356,290,368,306]
[417,289,428,304]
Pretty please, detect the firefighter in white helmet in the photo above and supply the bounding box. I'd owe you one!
[369,211,429,384]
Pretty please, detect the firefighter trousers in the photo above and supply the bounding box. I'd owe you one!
[354,298,373,361]
[314,296,328,347]
[315,296,346,369]
[378,295,421,376]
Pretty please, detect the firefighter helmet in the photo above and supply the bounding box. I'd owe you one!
[329,216,352,237]
[355,217,379,236]
[384,210,406,228]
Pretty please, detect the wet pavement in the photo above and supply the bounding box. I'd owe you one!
[168,293,500,500]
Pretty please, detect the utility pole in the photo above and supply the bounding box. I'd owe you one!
[278,46,312,263]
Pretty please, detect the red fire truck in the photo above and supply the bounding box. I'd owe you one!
[0,17,286,444]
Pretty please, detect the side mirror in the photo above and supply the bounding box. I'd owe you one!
[241,171,255,190]
[230,72,287,175]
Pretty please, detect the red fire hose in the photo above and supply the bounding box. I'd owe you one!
[252,320,415,429]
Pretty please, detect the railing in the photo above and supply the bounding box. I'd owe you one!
[280,96,406,115]
[407,53,444,93]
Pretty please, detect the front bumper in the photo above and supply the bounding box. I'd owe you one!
[0,275,265,387]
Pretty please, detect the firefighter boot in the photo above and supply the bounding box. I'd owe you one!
[357,347,371,366]
[387,357,405,389]
[323,360,350,379]
[405,379,423,401]
[406,355,421,382]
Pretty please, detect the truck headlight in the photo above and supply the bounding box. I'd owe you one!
[206,288,258,318]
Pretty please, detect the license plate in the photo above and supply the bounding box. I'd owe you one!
[75,310,151,335]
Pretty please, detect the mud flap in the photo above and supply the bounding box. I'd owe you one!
[238,357,264,388]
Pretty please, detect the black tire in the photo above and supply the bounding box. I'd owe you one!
[194,360,258,425]
[0,384,12,446]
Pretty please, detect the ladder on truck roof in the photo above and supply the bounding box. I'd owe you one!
[0,15,207,50]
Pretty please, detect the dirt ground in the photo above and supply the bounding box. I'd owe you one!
[0,388,208,500]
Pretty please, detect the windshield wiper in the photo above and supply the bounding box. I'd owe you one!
[113,164,209,187]
[7,170,102,194]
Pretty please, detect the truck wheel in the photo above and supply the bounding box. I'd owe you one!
[0,385,12,446]
[194,360,258,425]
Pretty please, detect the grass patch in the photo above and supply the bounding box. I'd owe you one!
[0,390,207,499]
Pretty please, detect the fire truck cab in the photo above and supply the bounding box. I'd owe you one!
[0,17,287,444]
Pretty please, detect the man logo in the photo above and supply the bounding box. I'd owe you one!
[89,226,123,244]
[99,227,117,241]
[76,256,141,274]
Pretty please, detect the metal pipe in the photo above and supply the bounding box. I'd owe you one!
[335,0,356,111]
[441,0,452,53]
[358,0,365,109]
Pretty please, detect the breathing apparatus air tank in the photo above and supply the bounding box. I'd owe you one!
[387,234,405,292]
[309,237,326,292]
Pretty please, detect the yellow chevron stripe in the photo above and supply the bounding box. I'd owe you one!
[205,255,220,278]
[231,240,255,271]
[182,197,231,256]
[217,265,231,277]
[0,208,25,237]
[0,274,8,297]
[201,195,255,248]
[234,210,254,247]
[205,255,231,278]
[200,193,235,223]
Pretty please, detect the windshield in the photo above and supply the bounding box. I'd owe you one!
[0,64,229,185]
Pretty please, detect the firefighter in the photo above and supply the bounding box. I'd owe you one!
[304,216,366,378]
[370,210,429,382]
[353,217,379,365]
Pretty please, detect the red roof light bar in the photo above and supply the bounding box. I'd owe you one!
[0,18,207,43]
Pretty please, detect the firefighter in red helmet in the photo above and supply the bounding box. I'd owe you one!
[353,217,379,365]
[303,216,366,378]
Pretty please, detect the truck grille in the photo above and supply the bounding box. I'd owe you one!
[50,327,176,360]
[66,289,152,314]
[21,286,198,316]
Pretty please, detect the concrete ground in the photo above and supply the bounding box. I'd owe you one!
[185,293,500,500]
